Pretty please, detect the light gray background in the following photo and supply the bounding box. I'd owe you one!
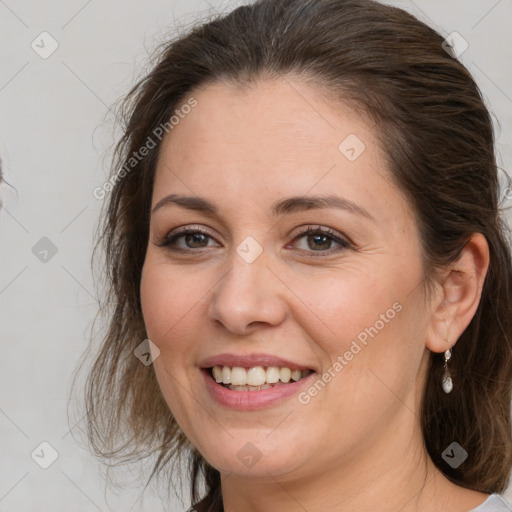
[1,1,511,511]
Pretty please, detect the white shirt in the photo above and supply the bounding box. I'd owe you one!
[470,494,512,511]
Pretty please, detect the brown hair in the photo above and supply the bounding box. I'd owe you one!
[77,0,512,510]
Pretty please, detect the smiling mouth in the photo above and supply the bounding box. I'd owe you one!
[207,365,314,391]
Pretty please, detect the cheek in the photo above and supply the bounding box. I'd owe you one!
[289,262,400,352]
[140,259,209,435]
[288,258,425,400]
[140,258,207,364]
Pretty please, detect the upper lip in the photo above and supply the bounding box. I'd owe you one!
[199,353,317,372]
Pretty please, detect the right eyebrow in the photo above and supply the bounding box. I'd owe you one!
[152,194,217,215]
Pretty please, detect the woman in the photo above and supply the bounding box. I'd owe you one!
[82,0,512,510]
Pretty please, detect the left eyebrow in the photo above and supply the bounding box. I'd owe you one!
[151,193,375,222]
[271,194,375,221]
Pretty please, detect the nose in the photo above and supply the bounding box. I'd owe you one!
[207,248,287,335]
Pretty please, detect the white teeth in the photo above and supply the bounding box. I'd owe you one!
[212,366,223,383]
[222,366,231,384]
[247,366,266,386]
[291,370,302,381]
[266,366,280,384]
[279,367,291,383]
[231,367,247,386]
[211,365,312,387]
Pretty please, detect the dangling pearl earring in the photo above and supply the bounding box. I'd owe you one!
[442,339,453,393]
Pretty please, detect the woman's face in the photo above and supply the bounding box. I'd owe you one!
[140,77,432,480]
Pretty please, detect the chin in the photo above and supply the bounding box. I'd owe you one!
[195,430,310,478]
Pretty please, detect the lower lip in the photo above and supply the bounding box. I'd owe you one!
[201,369,316,411]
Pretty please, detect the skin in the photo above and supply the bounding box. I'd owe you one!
[140,76,490,512]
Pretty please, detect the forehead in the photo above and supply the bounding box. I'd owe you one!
[152,77,409,226]
[159,77,377,167]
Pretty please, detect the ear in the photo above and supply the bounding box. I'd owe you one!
[425,233,490,354]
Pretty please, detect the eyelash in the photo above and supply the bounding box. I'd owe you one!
[156,224,352,257]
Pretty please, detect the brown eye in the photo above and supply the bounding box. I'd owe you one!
[290,226,351,255]
[182,232,210,248]
[306,233,333,250]
[157,226,220,251]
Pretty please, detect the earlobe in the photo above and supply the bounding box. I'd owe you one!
[425,233,490,355]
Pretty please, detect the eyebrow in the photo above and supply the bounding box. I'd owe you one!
[151,193,374,221]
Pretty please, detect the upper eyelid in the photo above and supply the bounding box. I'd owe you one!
[291,226,352,249]
[164,224,219,238]
[159,224,351,249]
[158,225,220,247]
[163,224,343,238]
